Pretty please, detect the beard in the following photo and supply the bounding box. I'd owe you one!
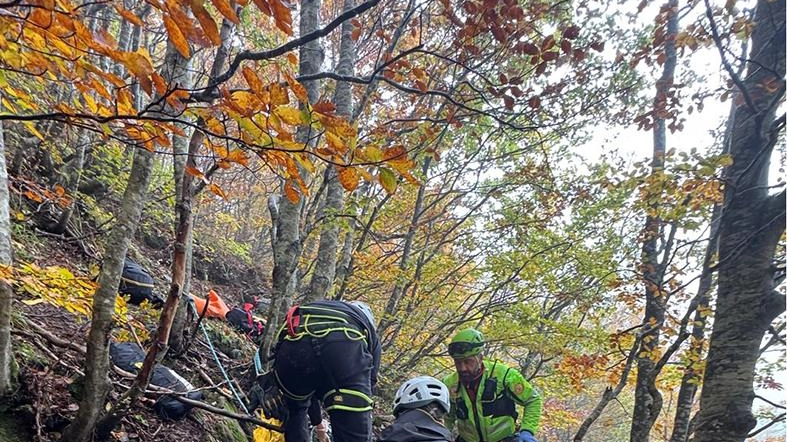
[458,370,481,385]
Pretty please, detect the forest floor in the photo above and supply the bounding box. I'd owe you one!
[3,227,270,442]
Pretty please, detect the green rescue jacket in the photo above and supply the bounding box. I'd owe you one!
[443,360,542,442]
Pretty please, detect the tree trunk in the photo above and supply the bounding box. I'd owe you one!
[691,0,786,440]
[169,14,235,353]
[0,122,16,396]
[308,0,355,301]
[60,146,155,442]
[629,3,678,441]
[51,129,88,234]
[377,157,430,339]
[668,204,718,442]
[92,39,196,438]
[261,0,323,361]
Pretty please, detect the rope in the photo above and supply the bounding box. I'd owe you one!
[188,299,250,414]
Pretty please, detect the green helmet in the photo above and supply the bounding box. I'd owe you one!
[448,328,485,358]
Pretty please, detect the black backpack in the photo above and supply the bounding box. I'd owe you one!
[109,342,203,420]
[119,259,163,307]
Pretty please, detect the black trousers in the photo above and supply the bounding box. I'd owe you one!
[274,331,373,442]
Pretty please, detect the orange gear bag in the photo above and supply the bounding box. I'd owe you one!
[189,289,230,319]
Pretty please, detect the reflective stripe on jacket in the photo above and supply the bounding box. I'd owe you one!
[443,360,542,442]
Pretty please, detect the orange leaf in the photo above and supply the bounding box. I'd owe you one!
[152,73,168,97]
[210,0,240,23]
[284,72,308,103]
[252,0,272,15]
[191,0,221,45]
[209,183,228,199]
[185,166,205,180]
[286,53,298,65]
[242,66,264,94]
[163,15,190,57]
[269,82,290,106]
[224,149,250,166]
[337,166,359,191]
[269,0,293,34]
[312,101,336,114]
[284,181,300,203]
[115,5,145,26]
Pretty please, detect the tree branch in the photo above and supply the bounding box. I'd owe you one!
[747,413,785,438]
[192,0,383,101]
[704,0,758,112]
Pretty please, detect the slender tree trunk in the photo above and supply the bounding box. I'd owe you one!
[92,39,196,438]
[629,4,678,441]
[169,14,235,353]
[0,122,16,396]
[377,157,430,339]
[573,336,642,441]
[51,130,88,234]
[261,0,323,361]
[336,187,391,300]
[308,0,355,301]
[667,206,718,442]
[60,146,155,442]
[691,1,786,440]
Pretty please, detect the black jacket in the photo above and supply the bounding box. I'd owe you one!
[379,409,454,442]
[304,300,382,391]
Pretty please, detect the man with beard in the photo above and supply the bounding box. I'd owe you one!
[443,329,542,442]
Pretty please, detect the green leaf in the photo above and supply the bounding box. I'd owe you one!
[378,168,398,194]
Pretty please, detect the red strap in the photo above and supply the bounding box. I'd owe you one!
[285,305,300,337]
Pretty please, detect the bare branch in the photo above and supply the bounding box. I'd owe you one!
[192,0,383,101]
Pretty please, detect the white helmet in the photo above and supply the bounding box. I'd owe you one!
[393,376,450,414]
[348,300,376,329]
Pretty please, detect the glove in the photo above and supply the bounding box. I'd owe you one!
[518,431,537,442]
[247,372,288,421]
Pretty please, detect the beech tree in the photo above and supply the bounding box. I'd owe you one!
[0,121,14,397]
[692,0,785,440]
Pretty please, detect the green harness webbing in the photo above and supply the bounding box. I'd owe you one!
[273,305,373,412]
[276,305,367,344]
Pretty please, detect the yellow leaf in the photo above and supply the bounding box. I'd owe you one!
[325,131,346,153]
[274,107,303,125]
[23,122,45,141]
[294,153,315,174]
[274,137,304,151]
[364,145,383,162]
[210,0,240,23]
[163,14,190,57]
[22,299,45,306]
[84,93,98,114]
